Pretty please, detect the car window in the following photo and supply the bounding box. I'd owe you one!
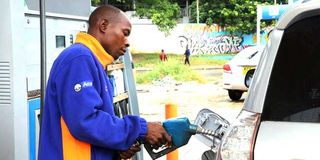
[261,15,320,123]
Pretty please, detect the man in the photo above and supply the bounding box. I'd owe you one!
[38,5,171,160]
[160,49,167,61]
[184,46,191,65]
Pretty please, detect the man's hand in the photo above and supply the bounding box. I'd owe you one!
[118,142,141,159]
[145,122,172,149]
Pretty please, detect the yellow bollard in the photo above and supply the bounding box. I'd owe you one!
[165,103,178,160]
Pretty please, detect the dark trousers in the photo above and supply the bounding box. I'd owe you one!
[184,56,190,65]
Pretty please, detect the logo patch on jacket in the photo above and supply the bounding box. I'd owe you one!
[105,85,108,92]
[74,81,93,92]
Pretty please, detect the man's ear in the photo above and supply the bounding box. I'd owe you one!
[99,19,109,33]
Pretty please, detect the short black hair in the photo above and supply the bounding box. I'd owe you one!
[88,5,121,27]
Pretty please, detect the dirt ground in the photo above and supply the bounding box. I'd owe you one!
[135,69,246,123]
[135,69,246,160]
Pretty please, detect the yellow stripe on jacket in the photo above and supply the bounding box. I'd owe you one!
[61,118,91,160]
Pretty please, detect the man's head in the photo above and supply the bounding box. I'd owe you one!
[88,5,131,60]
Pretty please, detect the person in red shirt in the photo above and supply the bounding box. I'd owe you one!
[160,49,168,61]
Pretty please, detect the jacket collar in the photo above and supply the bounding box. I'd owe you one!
[75,32,114,68]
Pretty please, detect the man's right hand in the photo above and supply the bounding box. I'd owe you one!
[145,122,172,149]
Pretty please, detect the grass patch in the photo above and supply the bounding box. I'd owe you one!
[135,60,207,84]
[133,53,231,84]
[133,53,232,68]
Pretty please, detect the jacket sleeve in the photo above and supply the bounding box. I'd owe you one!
[54,54,147,151]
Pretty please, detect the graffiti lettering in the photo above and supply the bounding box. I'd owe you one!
[178,24,245,54]
[179,35,243,54]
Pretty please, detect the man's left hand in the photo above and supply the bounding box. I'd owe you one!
[119,142,141,159]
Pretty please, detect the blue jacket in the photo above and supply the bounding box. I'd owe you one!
[38,33,147,160]
[185,49,191,56]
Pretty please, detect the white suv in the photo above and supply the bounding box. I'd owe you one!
[198,1,320,159]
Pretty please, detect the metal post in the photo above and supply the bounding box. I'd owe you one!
[133,0,136,10]
[186,0,189,17]
[256,5,261,46]
[123,52,143,160]
[39,0,47,125]
[196,0,199,24]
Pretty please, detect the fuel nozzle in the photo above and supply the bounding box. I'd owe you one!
[189,124,215,136]
[144,117,218,160]
[190,123,224,139]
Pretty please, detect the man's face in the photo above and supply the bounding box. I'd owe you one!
[101,14,131,60]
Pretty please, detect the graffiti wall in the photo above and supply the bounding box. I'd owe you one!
[178,24,245,54]
[178,34,243,54]
[129,23,269,55]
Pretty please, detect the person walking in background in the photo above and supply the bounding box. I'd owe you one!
[38,5,171,160]
[184,46,191,65]
[160,49,168,61]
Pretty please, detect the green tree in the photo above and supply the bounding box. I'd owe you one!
[91,0,101,6]
[135,0,181,36]
[91,0,189,36]
[91,0,289,35]
[91,0,181,35]
[189,0,287,35]
[91,0,134,11]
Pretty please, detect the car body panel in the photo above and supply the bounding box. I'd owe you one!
[255,121,320,160]
[223,66,248,90]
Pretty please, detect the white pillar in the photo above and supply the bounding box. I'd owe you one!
[0,0,28,159]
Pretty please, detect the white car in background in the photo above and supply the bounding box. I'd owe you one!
[222,45,264,100]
